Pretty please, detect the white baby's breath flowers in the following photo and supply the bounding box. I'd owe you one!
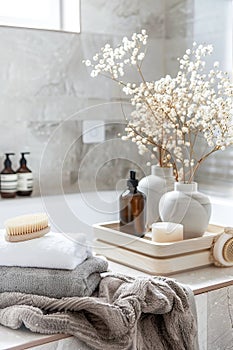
[84,32,233,183]
[83,30,148,80]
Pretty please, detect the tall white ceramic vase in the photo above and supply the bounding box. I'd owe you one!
[138,165,174,229]
[159,182,211,239]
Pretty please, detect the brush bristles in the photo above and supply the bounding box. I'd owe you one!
[5,213,49,236]
[223,238,233,262]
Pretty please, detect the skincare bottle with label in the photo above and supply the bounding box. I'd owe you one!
[17,152,33,196]
[119,170,146,237]
[0,153,17,198]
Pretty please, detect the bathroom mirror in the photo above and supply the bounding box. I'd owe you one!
[0,0,80,33]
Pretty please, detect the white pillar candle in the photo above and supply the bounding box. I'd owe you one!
[152,222,183,243]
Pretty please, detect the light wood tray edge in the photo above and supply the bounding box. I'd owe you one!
[93,221,224,258]
[94,239,212,275]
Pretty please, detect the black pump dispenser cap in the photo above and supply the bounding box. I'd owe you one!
[20,152,30,166]
[4,153,14,168]
[127,170,138,188]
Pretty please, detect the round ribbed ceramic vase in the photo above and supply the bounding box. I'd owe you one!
[159,182,211,239]
[138,166,174,229]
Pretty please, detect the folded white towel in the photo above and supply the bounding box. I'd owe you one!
[0,230,91,270]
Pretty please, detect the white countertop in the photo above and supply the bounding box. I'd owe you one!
[0,190,233,350]
[108,261,233,294]
[0,327,52,350]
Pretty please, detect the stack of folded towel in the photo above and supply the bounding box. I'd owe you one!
[0,217,198,349]
[0,230,108,298]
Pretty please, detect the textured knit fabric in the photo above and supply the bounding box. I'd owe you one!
[0,274,198,350]
[0,230,91,270]
[0,256,108,298]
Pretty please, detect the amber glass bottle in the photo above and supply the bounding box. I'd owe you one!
[119,170,146,237]
[17,152,33,196]
[0,153,17,198]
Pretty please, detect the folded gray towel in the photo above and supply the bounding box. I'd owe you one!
[0,256,108,298]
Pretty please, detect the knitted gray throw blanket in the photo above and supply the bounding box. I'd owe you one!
[0,274,197,350]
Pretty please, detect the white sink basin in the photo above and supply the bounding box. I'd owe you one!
[0,191,119,241]
[0,191,232,238]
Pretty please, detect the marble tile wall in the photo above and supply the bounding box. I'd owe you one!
[207,286,233,350]
[0,0,194,196]
[195,293,208,350]
[195,285,233,350]
[192,0,233,189]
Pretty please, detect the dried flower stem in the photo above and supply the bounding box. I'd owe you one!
[188,146,220,183]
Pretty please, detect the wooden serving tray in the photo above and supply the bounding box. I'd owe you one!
[93,221,224,275]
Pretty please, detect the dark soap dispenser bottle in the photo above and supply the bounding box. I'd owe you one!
[17,152,33,196]
[0,153,17,198]
[120,170,146,237]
